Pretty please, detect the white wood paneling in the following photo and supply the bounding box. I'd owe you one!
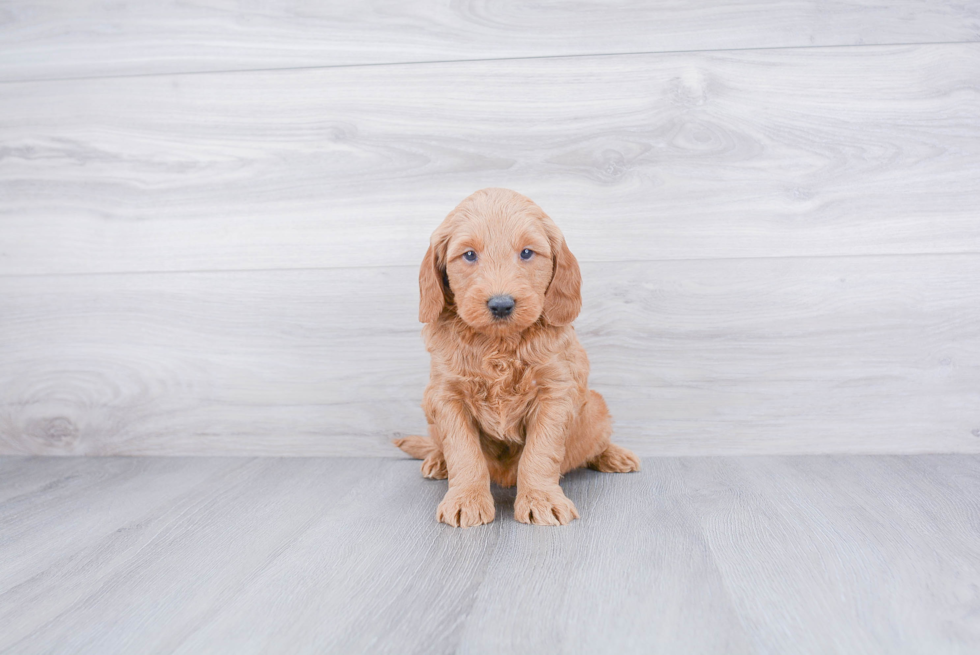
[2,254,977,456]
[2,44,979,276]
[0,1,977,82]
[2,455,979,653]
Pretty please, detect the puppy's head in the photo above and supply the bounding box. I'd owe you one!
[419,188,581,333]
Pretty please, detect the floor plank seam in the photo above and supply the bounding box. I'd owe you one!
[2,38,978,86]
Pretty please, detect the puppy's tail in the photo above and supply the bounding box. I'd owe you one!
[392,435,437,460]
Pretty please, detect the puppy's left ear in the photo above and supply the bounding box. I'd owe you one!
[543,231,582,326]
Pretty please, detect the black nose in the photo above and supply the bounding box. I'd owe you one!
[487,295,515,319]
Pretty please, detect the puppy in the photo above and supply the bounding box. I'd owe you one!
[394,188,640,527]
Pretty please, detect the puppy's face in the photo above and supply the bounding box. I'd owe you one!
[444,209,554,333]
[420,189,582,333]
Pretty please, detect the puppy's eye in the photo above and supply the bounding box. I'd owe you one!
[520,248,534,261]
[462,250,477,262]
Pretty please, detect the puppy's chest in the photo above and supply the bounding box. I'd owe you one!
[462,357,537,443]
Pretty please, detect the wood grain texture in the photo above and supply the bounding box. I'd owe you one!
[2,44,980,276]
[1,455,978,654]
[2,254,977,457]
[1,1,978,82]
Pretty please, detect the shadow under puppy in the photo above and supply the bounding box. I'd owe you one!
[395,188,639,527]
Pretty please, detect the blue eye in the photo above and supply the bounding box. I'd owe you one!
[520,248,534,260]
[462,250,477,262]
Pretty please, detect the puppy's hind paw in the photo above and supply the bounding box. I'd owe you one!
[392,435,436,459]
[588,443,641,473]
[420,452,447,479]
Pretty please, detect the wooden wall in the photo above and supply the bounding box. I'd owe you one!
[1,2,978,456]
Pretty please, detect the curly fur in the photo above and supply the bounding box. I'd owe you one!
[394,188,639,527]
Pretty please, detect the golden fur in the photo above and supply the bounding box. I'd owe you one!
[394,188,639,527]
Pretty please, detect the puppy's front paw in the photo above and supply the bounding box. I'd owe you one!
[437,486,495,527]
[514,486,579,526]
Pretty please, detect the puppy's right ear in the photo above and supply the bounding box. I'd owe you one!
[419,239,446,323]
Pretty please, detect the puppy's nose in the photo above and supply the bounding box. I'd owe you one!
[487,295,516,319]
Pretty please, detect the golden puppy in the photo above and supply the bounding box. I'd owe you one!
[394,188,639,527]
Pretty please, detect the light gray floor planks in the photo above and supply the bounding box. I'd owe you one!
[3,255,978,457]
[1,1,977,82]
[2,44,979,277]
[1,455,978,654]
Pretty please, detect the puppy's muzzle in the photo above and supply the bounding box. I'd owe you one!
[487,295,516,319]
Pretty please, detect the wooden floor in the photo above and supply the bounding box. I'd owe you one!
[1,455,978,654]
